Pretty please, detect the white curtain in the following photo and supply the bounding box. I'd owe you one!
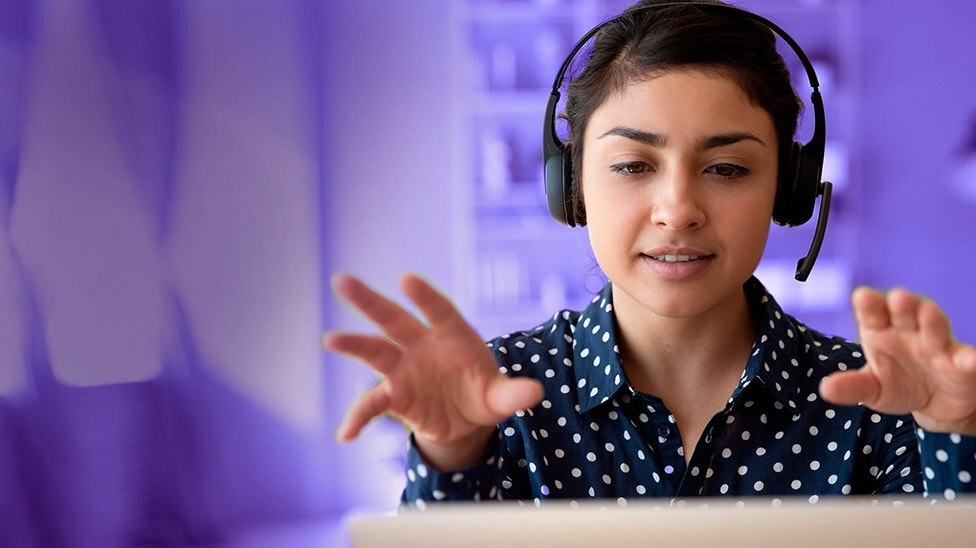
[0,0,331,544]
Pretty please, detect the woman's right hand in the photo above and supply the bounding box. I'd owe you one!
[323,273,544,471]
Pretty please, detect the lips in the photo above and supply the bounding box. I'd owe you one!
[641,247,714,261]
[640,247,715,279]
[650,254,706,263]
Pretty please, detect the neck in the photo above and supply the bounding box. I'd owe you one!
[611,282,756,397]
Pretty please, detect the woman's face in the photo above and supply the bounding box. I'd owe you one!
[581,69,778,321]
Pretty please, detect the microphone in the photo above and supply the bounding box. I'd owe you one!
[794,180,833,282]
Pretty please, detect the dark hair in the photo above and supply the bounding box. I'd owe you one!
[563,0,802,224]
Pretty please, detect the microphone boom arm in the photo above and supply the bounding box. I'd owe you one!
[794,180,833,282]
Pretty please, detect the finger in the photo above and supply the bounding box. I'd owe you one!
[917,297,953,352]
[331,273,426,344]
[336,383,391,442]
[400,273,468,331]
[322,331,401,375]
[819,369,881,407]
[954,344,976,375]
[484,376,545,421]
[886,288,919,332]
[852,286,890,331]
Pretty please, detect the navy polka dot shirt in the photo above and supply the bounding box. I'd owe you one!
[402,277,976,507]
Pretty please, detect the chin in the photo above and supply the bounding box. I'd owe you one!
[619,272,751,321]
[629,282,717,318]
[647,297,718,320]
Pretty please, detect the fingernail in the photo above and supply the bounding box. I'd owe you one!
[334,425,354,443]
[330,272,347,291]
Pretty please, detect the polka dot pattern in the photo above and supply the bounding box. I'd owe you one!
[402,277,976,507]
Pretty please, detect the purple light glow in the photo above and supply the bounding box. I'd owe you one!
[0,0,974,545]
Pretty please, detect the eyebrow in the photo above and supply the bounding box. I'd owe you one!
[598,126,767,150]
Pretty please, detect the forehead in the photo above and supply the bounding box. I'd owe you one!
[586,69,776,140]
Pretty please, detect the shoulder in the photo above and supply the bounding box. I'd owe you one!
[486,308,579,378]
[793,320,866,375]
[748,277,866,379]
[485,285,615,379]
[761,306,868,400]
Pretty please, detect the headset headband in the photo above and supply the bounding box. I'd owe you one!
[545,2,823,160]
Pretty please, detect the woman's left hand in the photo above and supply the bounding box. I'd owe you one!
[820,286,976,436]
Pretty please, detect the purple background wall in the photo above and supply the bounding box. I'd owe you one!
[857,3,976,325]
[0,0,973,546]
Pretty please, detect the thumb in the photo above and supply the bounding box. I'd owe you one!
[485,376,545,420]
[820,369,880,407]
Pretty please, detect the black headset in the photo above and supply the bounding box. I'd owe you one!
[542,2,832,282]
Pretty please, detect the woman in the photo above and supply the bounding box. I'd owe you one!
[325,0,976,505]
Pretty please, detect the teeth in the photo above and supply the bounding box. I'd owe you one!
[653,255,701,263]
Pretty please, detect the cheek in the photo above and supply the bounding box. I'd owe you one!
[580,172,629,231]
[579,158,640,224]
[742,218,773,251]
[585,217,628,279]
[724,195,775,257]
[580,177,615,257]
[582,182,645,267]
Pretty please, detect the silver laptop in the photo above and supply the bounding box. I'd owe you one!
[348,496,976,547]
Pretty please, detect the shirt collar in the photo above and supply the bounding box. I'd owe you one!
[572,286,627,413]
[741,276,815,411]
[572,276,808,414]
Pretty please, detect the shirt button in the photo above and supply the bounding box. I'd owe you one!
[658,425,671,438]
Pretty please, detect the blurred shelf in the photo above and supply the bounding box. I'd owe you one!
[466,91,551,114]
[465,1,587,23]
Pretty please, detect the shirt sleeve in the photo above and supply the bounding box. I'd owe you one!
[916,428,976,498]
[868,415,925,496]
[399,429,507,509]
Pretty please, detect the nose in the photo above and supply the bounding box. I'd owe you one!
[649,167,706,230]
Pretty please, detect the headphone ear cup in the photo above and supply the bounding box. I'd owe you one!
[792,144,821,225]
[774,141,806,226]
[545,144,576,226]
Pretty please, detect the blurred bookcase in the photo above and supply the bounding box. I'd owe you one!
[449,0,862,340]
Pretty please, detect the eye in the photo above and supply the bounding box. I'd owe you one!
[705,163,750,179]
[609,162,651,175]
